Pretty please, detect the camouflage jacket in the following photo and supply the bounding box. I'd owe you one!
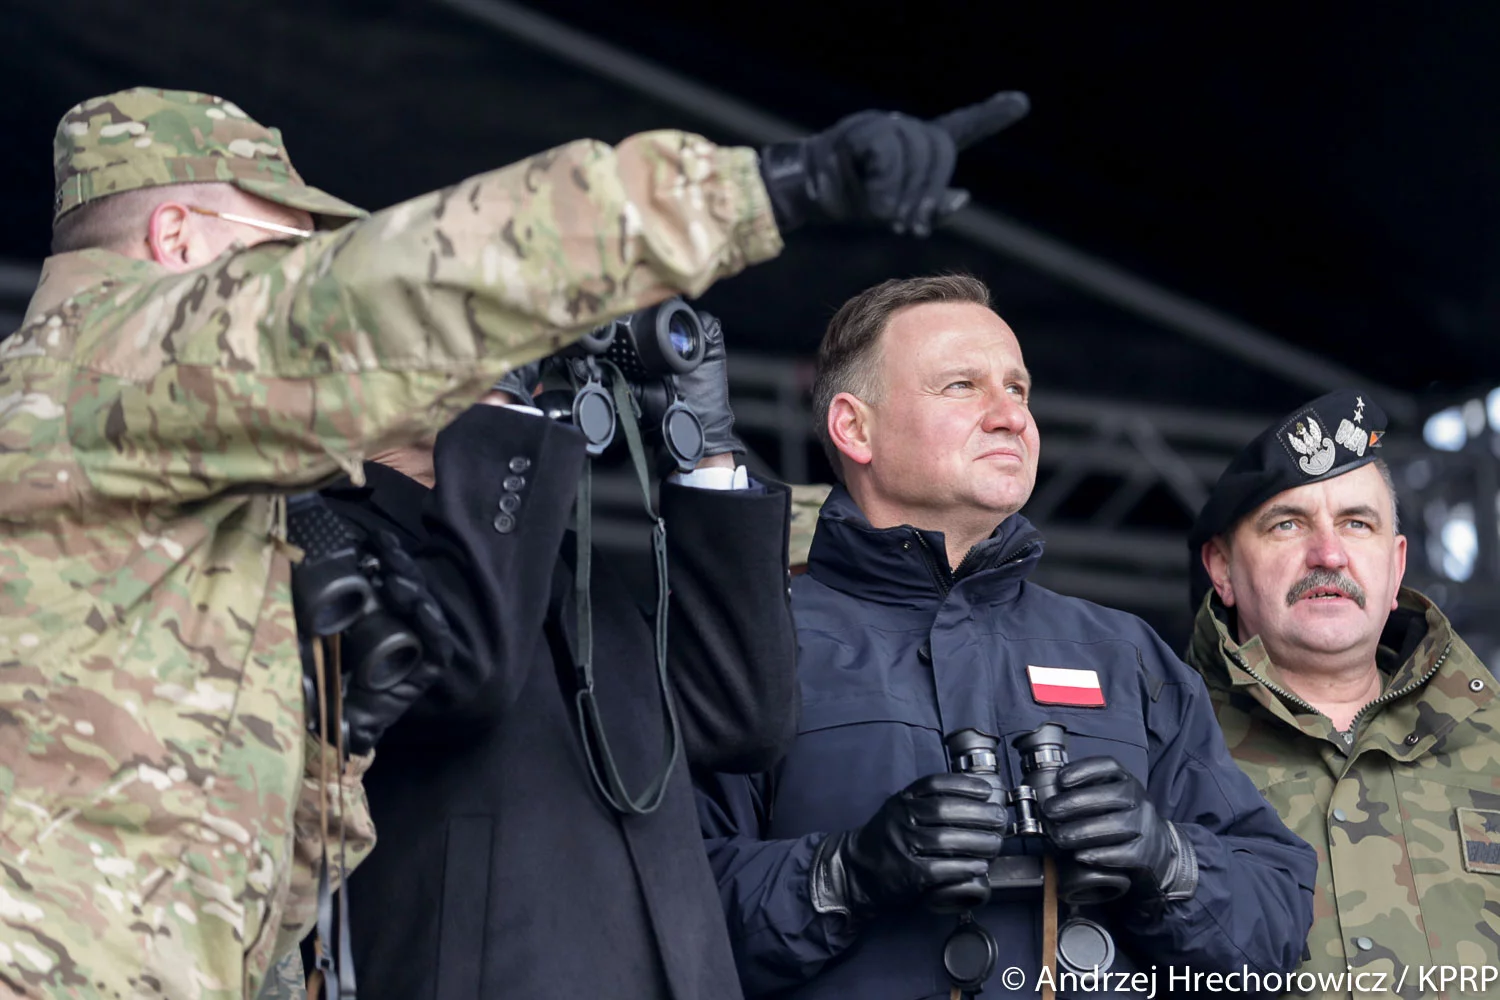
[0,132,779,999]
[1186,588,1500,999]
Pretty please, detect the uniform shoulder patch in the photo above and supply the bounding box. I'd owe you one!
[1457,807,1500,875]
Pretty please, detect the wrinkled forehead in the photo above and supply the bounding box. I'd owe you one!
[879,301,1024,379]
[1240,462,1397,531]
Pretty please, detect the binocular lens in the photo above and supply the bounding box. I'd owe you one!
[311,583,369,637]
[666,311,698,361]
[345,612,425,692]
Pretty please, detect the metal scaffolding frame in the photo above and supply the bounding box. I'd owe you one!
[0,1,1447,633]
[434,0,1416,424]
[587,350,1279,624]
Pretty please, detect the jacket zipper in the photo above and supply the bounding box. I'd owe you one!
[1344,641,1452,734]
[1229,642,1453,747]
[909,530,950,597]
[914,534,1041,598]
[1227,651,1323,717]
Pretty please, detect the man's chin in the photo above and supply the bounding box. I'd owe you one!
[1284,617,1378,660]
[969,481,1033,517]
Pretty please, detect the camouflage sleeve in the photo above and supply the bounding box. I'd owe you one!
[787,482,833,568]
[253,951,307,1000]
[7,131,781,504]
[260,734,377,972]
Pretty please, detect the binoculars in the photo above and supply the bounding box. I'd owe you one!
[286,492,424,711]
[538,297,708,473]
[938,724,1123,991]
[940,724,1131,910]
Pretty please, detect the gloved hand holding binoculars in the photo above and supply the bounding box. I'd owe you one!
[810,724,1197,923]
[521,296,743,477]
[287,492,457,756]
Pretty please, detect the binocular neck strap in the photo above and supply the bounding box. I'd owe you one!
[307,636,357,1000]
[569,366,683,816]
[1041,855,1059,1000]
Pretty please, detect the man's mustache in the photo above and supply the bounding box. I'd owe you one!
[1286,568,1366,609]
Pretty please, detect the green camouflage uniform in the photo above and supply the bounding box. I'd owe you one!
[1186,588,1500,998]
[0,87,781,999]
[787,482,832,569]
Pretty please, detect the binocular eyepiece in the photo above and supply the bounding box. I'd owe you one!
[571,297,707,378]
[287,493,425,699]
[542,297,708,473]
[944,724,1130,908]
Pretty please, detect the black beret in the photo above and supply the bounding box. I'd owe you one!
[1187,390,1388,611]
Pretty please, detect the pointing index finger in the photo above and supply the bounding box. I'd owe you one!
[932,90,1031,151]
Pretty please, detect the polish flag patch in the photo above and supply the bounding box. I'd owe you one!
[1027,665,1106,708]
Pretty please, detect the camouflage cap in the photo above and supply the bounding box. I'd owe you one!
[53,87,367,225]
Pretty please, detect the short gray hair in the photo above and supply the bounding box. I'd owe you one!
[51,181,234,255]
[812,274,992,477]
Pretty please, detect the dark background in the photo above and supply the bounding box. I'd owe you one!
[3,0,1497,644]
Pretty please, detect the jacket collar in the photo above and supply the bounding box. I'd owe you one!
[21,249,166,325]
[1187,586,1486,755]
[805,485,1044,607]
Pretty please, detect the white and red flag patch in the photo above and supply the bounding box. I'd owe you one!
[1026,665,1106,708]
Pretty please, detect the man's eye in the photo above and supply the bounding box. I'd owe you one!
[1273,520,1297,532]
[1007,384,1029,401]
[945,380,974,391]
[1347,519,1371,531]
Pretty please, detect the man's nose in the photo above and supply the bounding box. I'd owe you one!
[983,392,1030,435]
[1306,524,1349,570]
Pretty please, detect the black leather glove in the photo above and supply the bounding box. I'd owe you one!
[810,773,1007,922]
[492,360,543,406]
[1040,756,1198,903]
[670,310,741,461]
[339,527,456,755]
[759,90,1030,237]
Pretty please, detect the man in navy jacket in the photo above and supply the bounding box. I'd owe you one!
[697,275,1316,999]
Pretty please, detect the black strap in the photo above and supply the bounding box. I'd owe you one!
[572,363,682,815]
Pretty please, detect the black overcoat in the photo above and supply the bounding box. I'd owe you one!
[325,404,798,1000]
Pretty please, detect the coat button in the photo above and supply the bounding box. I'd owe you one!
[498,493,521,513]
[1331,808,1347,822]
[1471,679,1486,693]
[1404,733,1420,746]
[918,642,932,664]
[509,456,531,473]
[1354,937,1374,951]
[503,474,526,492]
[493,513,516,534]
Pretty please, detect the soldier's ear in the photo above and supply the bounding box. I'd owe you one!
[146,202,194,271]
[1203,537,1236,606]
[1391,532,1408,610]
[828,392,874,470]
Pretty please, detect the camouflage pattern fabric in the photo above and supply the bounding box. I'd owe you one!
[52,87,366,223]
[787,482,832,569]
[249,951,304,1000]
[1186,588,1500,999]
[0,88,782,999]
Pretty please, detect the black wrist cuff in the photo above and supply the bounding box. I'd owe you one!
[1159,822,1199,902]
[810,831,854,916]
[757,143,813,235]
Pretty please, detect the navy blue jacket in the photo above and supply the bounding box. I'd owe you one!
[697,488,1315,999]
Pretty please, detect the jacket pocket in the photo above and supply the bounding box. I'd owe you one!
[1393,781,1500,970]
[769,701,947,838]
[434,816,494,1000]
